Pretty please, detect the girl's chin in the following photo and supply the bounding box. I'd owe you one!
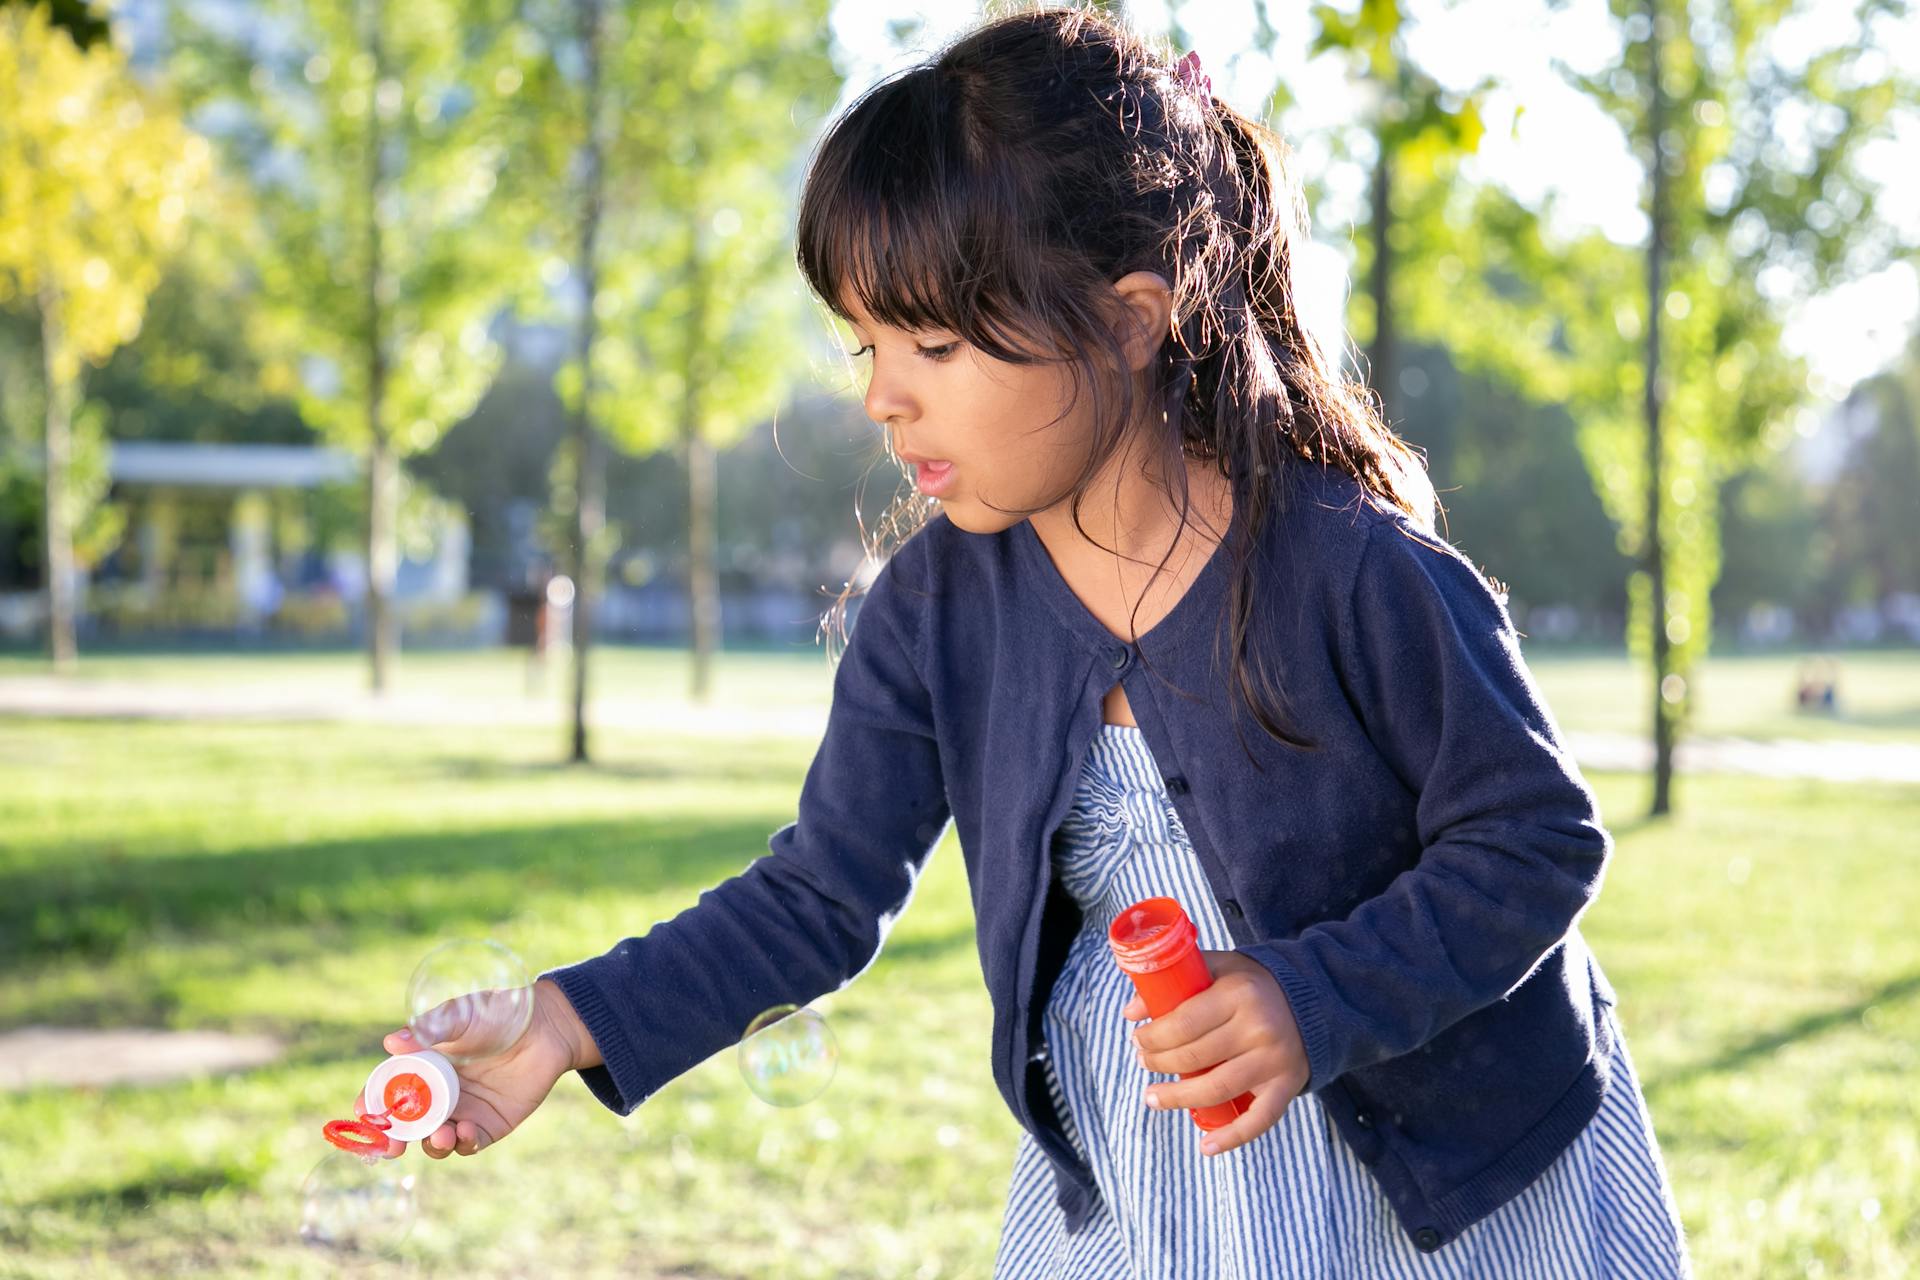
[937,504,1023,536]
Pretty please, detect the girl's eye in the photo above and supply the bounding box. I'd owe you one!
[843,342,959,362]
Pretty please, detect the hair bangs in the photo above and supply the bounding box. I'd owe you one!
[797,73,1048,366]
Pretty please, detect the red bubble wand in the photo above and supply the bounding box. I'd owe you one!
[321,1072,435,1156]
[1108,896,1256,1131]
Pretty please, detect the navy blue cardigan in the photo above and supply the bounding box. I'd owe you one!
[547,459,1623,1255]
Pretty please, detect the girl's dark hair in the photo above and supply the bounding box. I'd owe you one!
[795,4,1436,751]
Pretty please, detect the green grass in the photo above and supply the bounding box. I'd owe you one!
[0,648,1917,1276]
[1525,648,1920,745]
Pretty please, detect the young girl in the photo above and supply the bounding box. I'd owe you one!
[362,9,1691,1275]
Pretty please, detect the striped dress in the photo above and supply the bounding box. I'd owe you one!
[993,724,1692,1279]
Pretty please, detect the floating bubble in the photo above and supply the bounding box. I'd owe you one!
[737,1003,838,1106]
[405,938,534,1065]
[299,1149,417,1253]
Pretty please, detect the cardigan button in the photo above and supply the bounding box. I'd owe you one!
[1109,646,1130,669]
[1353,1110,1373,1128]
[1163,775,1190,796]
[1413,1227,1442,1252]
[1222,898,1243,919]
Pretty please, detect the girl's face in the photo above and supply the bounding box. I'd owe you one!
[837,294,1093,535]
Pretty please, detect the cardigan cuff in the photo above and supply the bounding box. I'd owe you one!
[541,960,651,1116]
[1238,941,1338,1094]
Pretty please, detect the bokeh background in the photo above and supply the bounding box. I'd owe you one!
[2,0,1917,1275]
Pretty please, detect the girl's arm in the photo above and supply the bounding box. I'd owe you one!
[540,544,950,1114]
[1240,516,1610,1092]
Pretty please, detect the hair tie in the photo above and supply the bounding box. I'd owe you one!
[1174,49,1213,109]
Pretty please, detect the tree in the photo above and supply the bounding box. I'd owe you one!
[1567,0,1914,812]
[1305,0,1490,433]
[0,5,210,668]
[169,0,531,692]
[509,0,837,760]
[1393,0,1916,815]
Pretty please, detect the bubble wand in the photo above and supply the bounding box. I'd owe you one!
[1108,896,1255,1131]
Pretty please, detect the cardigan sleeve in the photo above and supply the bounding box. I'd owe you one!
[542,543,951,1114]
[1238,516,1611,1092]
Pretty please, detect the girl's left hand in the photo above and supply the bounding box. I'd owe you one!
[1121,949,1310,1157]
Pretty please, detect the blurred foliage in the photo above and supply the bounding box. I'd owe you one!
[82,242,317,448]
[1376,0,1917,745]
[0,5,209,390]
[165,0,526,460]
[1395,339,1635,628]
[0,0,106,49]
[0,2,211,660]
[0,0,1912,681]
[508,0,841,459]
[1825,331,1920,605]
[411,336,890,598]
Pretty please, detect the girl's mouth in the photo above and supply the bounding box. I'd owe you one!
[914,461,956,497]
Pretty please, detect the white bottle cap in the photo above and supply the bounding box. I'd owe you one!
[363,1049,460,1144]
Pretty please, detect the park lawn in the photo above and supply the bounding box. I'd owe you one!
[4,642,1919,745]
[1523,647,1920,745]
[0,645,843,713]
[0,677,1915,1276]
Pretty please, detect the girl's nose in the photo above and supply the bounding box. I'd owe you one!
[863,362,918,427]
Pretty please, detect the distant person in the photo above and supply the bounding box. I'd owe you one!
[1795,655,1841,714]
[352,11,1688,1276]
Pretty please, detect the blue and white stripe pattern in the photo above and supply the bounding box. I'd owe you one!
[993,723,1692,1279]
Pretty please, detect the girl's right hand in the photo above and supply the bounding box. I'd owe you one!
[355,977,597,1160]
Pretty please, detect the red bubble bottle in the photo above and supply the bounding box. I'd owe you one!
[1108,895,1255,1131]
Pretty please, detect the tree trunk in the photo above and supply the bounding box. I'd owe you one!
[37,288,77,672]
[568,0,607,765]
[361,0,396,695]
[683,216,717,703]
[1367,135,1397,430]
[688,429,718,701]
[1644,0,1675,817]
[367,430,398,691]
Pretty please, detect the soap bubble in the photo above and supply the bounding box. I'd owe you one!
[406,938,534,1065]
[299,1150,417,1253]
[737,1004,838,1106]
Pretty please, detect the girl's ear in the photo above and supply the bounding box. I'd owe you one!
[1108,270,1175,374]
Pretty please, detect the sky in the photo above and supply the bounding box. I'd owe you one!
[826,0,1920,406]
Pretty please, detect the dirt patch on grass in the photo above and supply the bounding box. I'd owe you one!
[0,1025,283,1090]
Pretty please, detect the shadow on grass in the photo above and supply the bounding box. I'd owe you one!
[22,1164,252,1215]
[0,812,781,969]
[1642,967,1920,1101]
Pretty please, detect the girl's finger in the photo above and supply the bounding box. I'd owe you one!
[1132,985,1233,1054]
[1137,1018,1245,1080]
[454,1118,493,1156]
[1145,1048,1265,1114]
[423,1121,457,1158]
[1194,1082,1292,1157]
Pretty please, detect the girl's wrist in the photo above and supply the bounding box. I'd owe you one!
[534,977,603,1072]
